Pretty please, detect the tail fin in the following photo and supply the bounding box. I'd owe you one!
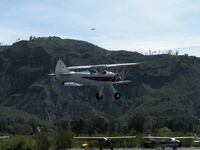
[55,59,70,77]
[194,134,199,139]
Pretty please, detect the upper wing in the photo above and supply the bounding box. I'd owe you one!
[68,62,140,70]
[174,136,194,139]
[74,136,136,140]
[144,136,193,139]
[106,136,136,140]
[144,136,169,139]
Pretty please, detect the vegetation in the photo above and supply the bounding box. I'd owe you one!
[0,126,199,149]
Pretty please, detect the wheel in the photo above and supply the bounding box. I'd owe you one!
[114,92,121,100]
[96,93,103,100]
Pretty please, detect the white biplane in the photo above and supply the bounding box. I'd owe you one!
[49,59,140,100]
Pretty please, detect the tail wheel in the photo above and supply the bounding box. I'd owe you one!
[114,92,121,100]
[96,93,103,100]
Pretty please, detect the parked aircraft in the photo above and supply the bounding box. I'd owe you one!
[143,134,193,149]
[49,59,140,100]
[73,136,136,150]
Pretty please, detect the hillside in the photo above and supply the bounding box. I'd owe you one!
[0,36,200,129]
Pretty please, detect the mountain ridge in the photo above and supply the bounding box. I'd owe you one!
[0,36,200,127]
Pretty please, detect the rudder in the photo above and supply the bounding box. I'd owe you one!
[55,59,70,77]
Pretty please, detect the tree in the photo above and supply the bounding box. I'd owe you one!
[85,117,108,134]
[70,119,85,135]
[128,113,148,133]
[157,127,172,136]
[53,130,74,149]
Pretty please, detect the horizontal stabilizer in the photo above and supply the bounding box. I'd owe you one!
[48,73,55,76]
[64,82,83,87]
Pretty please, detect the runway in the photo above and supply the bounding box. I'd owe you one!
[71,148,200,150]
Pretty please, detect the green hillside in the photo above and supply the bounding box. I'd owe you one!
[0,36,200,133]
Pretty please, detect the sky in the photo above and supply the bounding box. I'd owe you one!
[0,0,200,56]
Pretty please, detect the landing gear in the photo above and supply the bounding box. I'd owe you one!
[114,92,121,100]
[95,85,121,100]
[96,93,103,100]
[108,85,121,100]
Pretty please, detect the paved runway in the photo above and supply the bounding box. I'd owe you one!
[71,148,200,150]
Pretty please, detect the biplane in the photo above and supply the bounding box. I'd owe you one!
[49,59,140,100]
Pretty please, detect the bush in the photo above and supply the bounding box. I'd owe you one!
[33,132,52,150]
[0,135,37,150]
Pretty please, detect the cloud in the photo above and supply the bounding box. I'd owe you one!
[0,0,200,56]
[95,36,200,51]
[0,27,31,44]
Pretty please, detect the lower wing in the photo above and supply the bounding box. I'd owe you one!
[113,80,131,85]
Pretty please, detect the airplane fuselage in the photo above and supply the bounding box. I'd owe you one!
[160,139,180,149]
[144,138,181,149]
[59,70,121,86]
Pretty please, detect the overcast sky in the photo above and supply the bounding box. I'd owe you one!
[0,0,200,56]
